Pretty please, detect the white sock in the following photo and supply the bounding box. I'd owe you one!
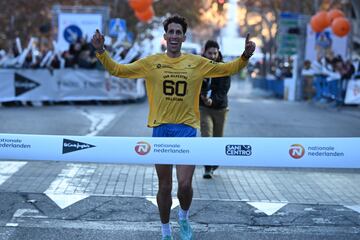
[161,223,172,237]
[178,207,189,220]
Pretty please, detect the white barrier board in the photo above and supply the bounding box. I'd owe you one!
[345,79,360,104]
[0,69,145,102]
[0,134,359,168]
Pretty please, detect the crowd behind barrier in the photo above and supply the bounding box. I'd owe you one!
[0,32,155,106]
[305,54,359,105]
[248,54,360,105]
[2,33,360,106]
[0,34,149,70]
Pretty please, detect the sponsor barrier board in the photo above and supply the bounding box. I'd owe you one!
[0,69,145,102]
[345,79,360,104]
[0,134,359,168]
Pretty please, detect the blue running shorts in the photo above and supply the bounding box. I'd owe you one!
[152,124,197,137]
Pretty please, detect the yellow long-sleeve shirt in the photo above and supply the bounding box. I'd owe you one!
[96,51,248,128]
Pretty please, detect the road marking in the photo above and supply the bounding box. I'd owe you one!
[345,205,360,214]
[247,201,288,216]
[13,209,47,218]
[5,223,18,227]
[146,196,180,210]
[80,107,129,136]
[0,161,27,186]
[6,208,47,228]
[44,163,96,209]
[304,207,316,212]
[46,193,90,209]
[81,110,116,136]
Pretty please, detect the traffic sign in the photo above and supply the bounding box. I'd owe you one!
[63,25,82,43]
[109,18,127,37]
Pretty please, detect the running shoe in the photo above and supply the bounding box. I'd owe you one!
[203,169,213,179]
[211,166,219,172]
[179,219,193,240]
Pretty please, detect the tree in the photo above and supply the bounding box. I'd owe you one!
[238,0,352,76]
[0,0,204,50]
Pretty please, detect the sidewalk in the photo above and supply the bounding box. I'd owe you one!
[1,161,360,206]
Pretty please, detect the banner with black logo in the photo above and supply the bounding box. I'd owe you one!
[1,133,360,168]
[0,69,145,102]
[62,138,96,154]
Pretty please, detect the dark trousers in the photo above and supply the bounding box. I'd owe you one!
[200,106,228,171]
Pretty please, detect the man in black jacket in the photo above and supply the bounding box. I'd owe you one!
[200,40,231,179]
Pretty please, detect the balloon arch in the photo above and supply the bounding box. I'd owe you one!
[310,9,351,37]
[128,0,154,23]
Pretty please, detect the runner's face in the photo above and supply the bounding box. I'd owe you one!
[164,23,186,56]
[204,47,219,61]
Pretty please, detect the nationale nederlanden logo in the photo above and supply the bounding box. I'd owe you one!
[135,141,151,155]
[289,144,305,159]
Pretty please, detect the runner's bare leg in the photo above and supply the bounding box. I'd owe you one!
[176,165,196,210]
[155,164,173,223]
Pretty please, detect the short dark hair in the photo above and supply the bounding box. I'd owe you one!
[163,14,188,34]
[204,40,220,52]
[204,40,223,62]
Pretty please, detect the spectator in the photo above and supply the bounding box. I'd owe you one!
[199,40,230,179]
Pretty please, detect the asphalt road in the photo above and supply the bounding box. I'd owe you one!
[1,79,360,239]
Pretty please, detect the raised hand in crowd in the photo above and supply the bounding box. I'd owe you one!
[242,33,256,59]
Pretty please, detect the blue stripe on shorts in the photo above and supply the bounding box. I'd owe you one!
[152,124,196,137]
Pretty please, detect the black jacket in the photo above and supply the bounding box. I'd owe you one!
[199,75,231,109]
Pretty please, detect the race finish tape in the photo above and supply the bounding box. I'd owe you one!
[0,133,359,168]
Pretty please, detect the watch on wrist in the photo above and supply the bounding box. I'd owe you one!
[96,47,105,54]
[241,53,252,60]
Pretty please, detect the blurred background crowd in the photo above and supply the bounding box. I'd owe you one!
[0,0,359,105]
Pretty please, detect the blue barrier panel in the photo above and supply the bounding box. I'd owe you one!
[266,79,284,98]
[252,78,267,90]
[274,79,284,98]
[313,75,327,101]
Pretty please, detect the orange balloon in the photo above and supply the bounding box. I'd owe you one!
[310,15,324,33]
[135,6,154,22]
[331,17,350,37]
[327,9,344,23]
[129,0,153,12]
[315,11,331,29]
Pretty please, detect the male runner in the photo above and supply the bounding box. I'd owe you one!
[92,14,255,240]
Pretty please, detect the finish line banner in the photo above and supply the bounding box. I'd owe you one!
[0,134,359,168]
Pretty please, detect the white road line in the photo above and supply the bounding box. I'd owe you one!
[345,205,360,214]
[146,196,179,210]
[0,161,27,186]
[80,107,129,136]
[5,223,18,227]
[44,163,96,209]
[81,110,116,136]
[6,208,47,228]
[247,201,288,216]
[13,209,47,218]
